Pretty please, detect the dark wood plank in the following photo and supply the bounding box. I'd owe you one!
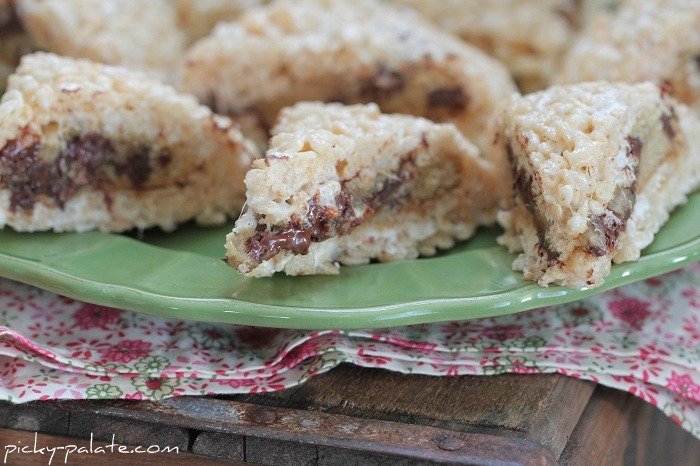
[0,428,234,466]
[0,402,70,435]
[67,411,190,450]
[22,365,697,464]
[239,365,594,456]
[245,437,316,465]
[192,431,245,461]
[316,445,437,466]
[623,391,700,466]
[51,397,556,465]
[43,365,599,463]
[558,387,636,465]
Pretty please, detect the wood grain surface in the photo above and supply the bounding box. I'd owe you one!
[0,366,696,465]
[238,365,595,455]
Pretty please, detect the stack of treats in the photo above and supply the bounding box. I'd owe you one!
[0,0,697,288]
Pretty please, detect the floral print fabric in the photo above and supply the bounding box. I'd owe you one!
[0,264,698,438]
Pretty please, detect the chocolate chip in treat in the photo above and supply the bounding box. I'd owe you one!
[0,131,120,211]
[60,134,114,181]
[245,194,340,263]
[608,185,636,222]
[367,154,418,210]
[508,146,559,261]
[157,150,172,168]
[427,87,468,111]
[245,149,425,264]
[53,134,115,204]
[518,172,559,261]
[659,81,674,98]
[660,107,677,141]
[335,185,358,235]
[245,217,314,263]
[360,67,405,102]
[585,184,636,257]
[306,196,338,242]
[626,136,642,159]
[0,128,46,211]
[585,136,640,257]
[116,145,152,189]
[201,92,219,113]
[586,213,622,257]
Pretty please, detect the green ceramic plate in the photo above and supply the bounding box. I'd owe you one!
[0,191,698,329]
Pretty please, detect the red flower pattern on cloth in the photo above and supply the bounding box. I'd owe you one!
[608,297,652,330]
[666,372,700,403]
[0,264,698,439]
[98,340,151,363]
[72,304,121,330]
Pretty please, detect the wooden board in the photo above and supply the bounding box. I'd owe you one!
[0,366,696,464]
[238,365,595,455]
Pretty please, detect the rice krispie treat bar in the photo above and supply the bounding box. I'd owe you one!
[392,0,581,92]
[180,0,517,151]
[493,82,700,288]
[0,53,257,233]
[176,0,270,44]
[556,0,700,112]
[16,0,185,82]
[225,102,501,277]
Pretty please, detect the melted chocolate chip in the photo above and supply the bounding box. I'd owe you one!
[0,129,46,211]
[509,147,559,262]
[360,67,405,101]
[52,134,114,205]
[307,200,338,242]
[626,136,642,159]
[585,150,639,257]
[201,92,219,113]
[659,81,674,98]
[660,108,677,141]
[245,194,344,262]
[0,131,119,211]
[246,154,420,263]
[335,186,357,235]
[245,218,313,263]
[695,54,700,71]
[427,87,468,111]
[116,145,152,189]
[517,169,559,261]
[0,129,161,212]
[61,134,113,178]
[505,143,515,165]
[157,150,172,168]
[368,163,416,209]
[585,213,622,257]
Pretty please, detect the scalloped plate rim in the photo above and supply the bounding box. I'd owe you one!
[0,229,697,329]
